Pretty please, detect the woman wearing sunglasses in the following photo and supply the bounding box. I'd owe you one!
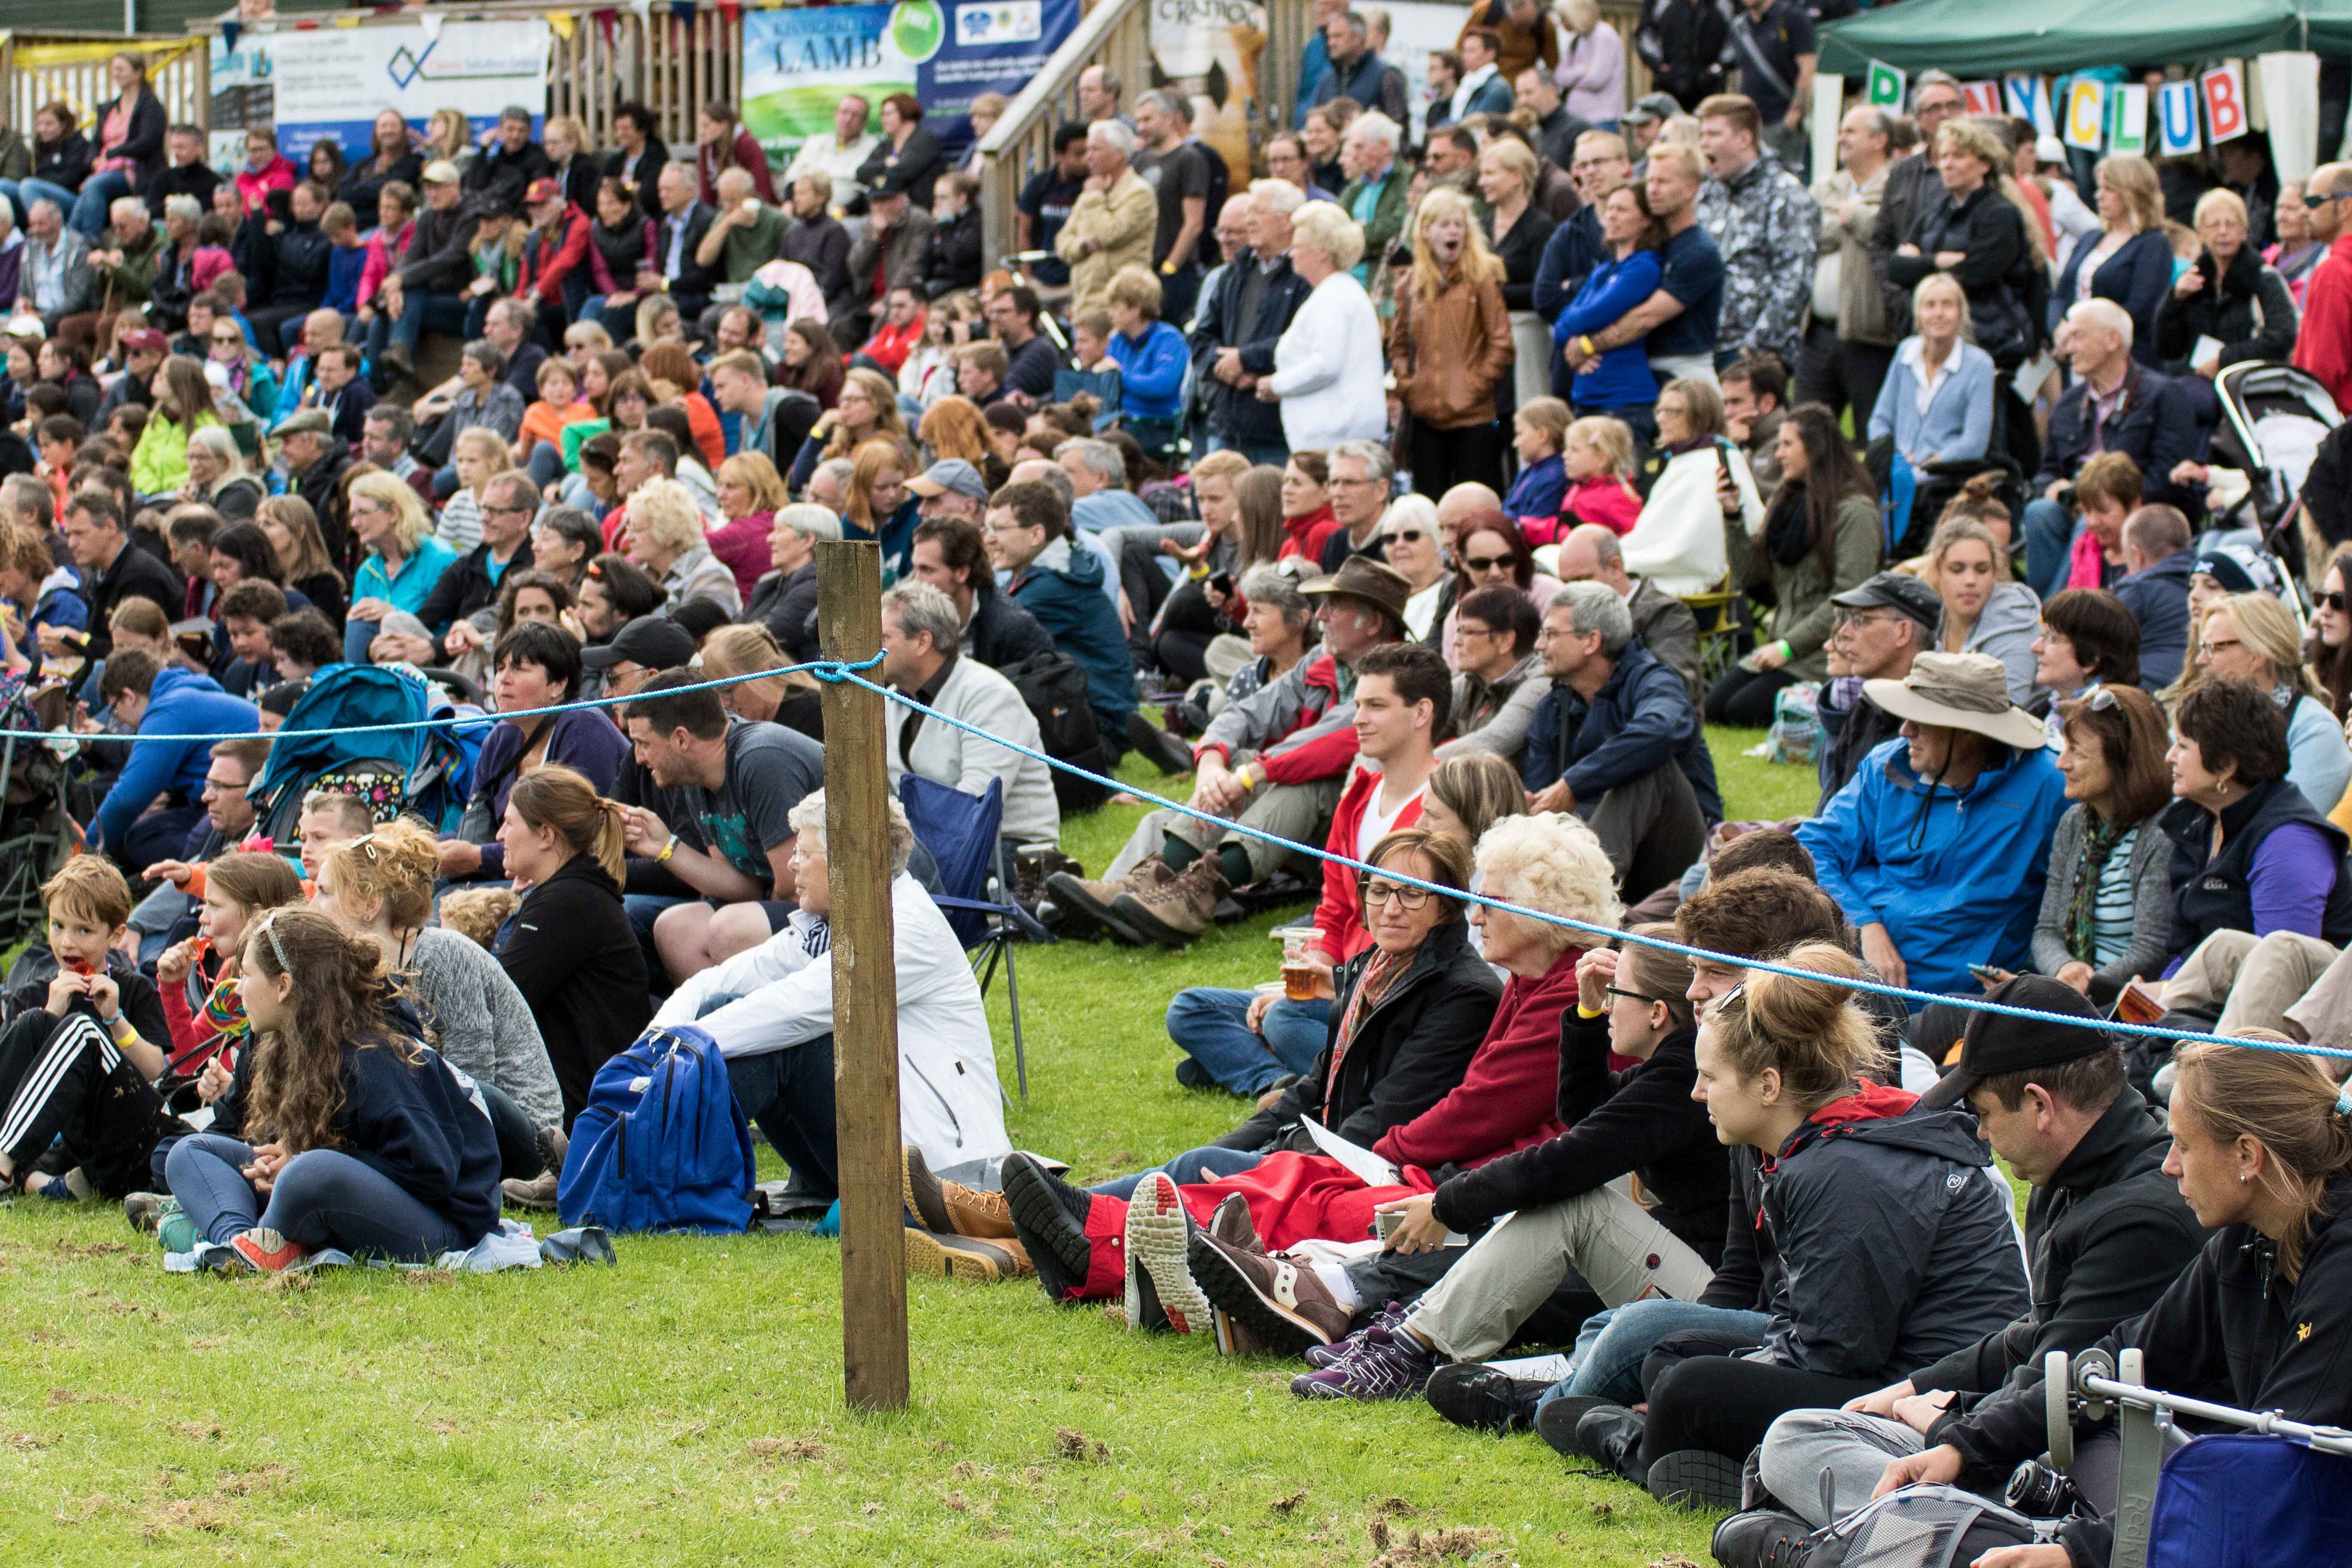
[2306,546,2352,728]
[1379,494,1454,642]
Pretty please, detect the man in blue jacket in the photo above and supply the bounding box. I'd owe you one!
[1797,652,2070,998]
[92,648,261,873]
[984,478,1136,751]
[1522,582,1720,902]
[2110,503,2194,690]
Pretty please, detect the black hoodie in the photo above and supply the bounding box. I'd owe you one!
[1432,1016,1729,1260]
[495,853,650,1129]
[3,945,169,1050]
[1948,1172,2352,1568]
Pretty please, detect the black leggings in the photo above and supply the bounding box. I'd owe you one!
[1706,666,1798,727]
[1407,416,1508,500]
[1640,1331,1880,1467]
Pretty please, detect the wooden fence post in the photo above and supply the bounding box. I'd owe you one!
[815,539,910,1413]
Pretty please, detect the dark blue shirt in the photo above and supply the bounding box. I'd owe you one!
[1646,224,1725,363]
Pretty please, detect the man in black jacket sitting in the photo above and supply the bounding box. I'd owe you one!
[908,515,1054,671]
[1716,978,2207,1564]
[2021,298,2208,597]
[372,161,478,377]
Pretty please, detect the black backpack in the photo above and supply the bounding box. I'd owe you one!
[997,650,1113,814]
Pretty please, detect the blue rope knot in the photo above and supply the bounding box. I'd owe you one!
[808,650,887,684]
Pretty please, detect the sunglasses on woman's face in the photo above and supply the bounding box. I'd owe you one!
[1389,528,1430,544]
[1464,554,1512,572]
[2322,590,2349,613]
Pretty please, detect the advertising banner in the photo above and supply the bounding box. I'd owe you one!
[233,19,551,165]
[1149,0,1266,199]
[742,0,1079,163]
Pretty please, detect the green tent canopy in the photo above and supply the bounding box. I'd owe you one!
[1817,0,2313,78]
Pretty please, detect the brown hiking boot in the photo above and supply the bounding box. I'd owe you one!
[1111,855,1228,947]
[902,1146,1016,1239]
[1188,1230,1353,1355]
[905,1225,1034,1283]
[1045,857,1167,944]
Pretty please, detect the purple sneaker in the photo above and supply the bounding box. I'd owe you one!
[1289,1319,1443,1401]
[1303,1298,1405,1368]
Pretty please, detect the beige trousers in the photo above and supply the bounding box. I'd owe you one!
[2163,928,2342,1039]
[1403,1184,1717,1363]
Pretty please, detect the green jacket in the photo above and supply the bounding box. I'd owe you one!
[92,224,166,309]
[1337,166,1409,270]
[1723,491,1881,683]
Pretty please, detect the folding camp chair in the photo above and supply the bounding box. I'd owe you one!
[1681,589,1746,685]
[896,774,1048,1098]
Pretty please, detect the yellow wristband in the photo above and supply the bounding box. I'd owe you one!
[1233,764,1257,791]
[1577,335,1597,358]
[1160,259,1177,275]
[655,834,678,864]
[1576,1003,1606,1019]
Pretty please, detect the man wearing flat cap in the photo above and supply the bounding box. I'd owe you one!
[1816,570,1941,807]
[1725,975,2207,1551]
[1797,651,2070,994]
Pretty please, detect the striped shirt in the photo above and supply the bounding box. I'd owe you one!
[2085,823,2141,968]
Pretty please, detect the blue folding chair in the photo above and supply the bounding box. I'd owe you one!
[897,774,1047,1098]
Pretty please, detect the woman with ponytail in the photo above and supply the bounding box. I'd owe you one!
[1553,942,2030,1510]
[491,765,650,1156]
[1882,1036,2352,1568]
[317,822,563,1191]
[161,908,501,1270]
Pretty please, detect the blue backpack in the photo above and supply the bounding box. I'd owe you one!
[557,1025,755,1234]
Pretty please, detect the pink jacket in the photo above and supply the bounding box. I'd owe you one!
[234,156,296,214]
[2065,526,2117,591]
[356,219,414,309]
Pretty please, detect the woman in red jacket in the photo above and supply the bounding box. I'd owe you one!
[514,178,592,340]
[997,812,1620,1331]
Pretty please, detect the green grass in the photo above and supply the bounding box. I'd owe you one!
[0,727,1806,1566]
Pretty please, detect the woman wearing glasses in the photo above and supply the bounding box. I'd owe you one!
[1379,495,1455,642]
[2017,685,2177,1005]
[2190,592,2351,816]
[2310,549,2352,732]
[1440,518,1558,670]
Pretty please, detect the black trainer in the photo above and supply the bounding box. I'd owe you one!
[1647,1447,1746,1510]
[1710,1508,1815,1568]
[1534,1393,1614,1457]
[1000,1153,1094,1303]
[1424,1363,1551,1434]
[1124,711,1197,775]
[1570,1402,1651,1484]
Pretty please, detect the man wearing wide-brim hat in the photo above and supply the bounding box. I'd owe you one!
[1796,651,2072,997]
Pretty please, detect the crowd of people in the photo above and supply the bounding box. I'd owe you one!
[1,20,2350,1566]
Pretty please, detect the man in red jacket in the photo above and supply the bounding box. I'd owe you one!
[2293,162,2352,410]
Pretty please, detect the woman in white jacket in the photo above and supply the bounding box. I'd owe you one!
[1618,377,1762,597]
[653,791,1010,1183]
[1261,200,1387,451]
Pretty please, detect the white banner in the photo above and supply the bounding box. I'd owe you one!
[268,19,551,162]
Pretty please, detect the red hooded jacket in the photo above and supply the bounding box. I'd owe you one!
[1374,945,1584,1176]
[1308,764,1426,963]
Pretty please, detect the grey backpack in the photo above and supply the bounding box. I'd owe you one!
[1801,1484,2052,1568]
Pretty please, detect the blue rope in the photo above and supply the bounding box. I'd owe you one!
[7,653,886,745]
[19,642,2351,1065]
[832,668,2352,1066]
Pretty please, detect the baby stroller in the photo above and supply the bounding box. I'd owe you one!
[0,673,86,951]
[2213,360,2341,583]
[248,664,489,841]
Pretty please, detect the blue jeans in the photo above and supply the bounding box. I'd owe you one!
[68,170,134,236]
[1164,987,1331,1095]
[369,290,468,359]
[1535,1299,1774,1409]
[2023,497,2080,600]
[343,616,381,666]
[1087,1145,1269,1200]
[527,438,568,490]
[164,1133,473,1261]
[12,177,78,229]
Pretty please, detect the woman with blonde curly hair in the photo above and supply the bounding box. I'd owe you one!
[159,906,502,1271]
[1391,184,1514,496]
[316,820,563,1186]
[623,475,738,615]
[990,811,1616,1321]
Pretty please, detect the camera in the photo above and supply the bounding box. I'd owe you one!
[2003,1459,2083,1518]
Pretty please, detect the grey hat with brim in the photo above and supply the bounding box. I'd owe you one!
[1863,651,2046,752]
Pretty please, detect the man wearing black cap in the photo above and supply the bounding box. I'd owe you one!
[1816,570,1939,808]
[1715,976,2206,1563]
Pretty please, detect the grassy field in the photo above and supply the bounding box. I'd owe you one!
[0,728,1817,1567]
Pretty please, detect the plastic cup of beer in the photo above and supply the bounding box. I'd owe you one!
[1276,926,1323,1001]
